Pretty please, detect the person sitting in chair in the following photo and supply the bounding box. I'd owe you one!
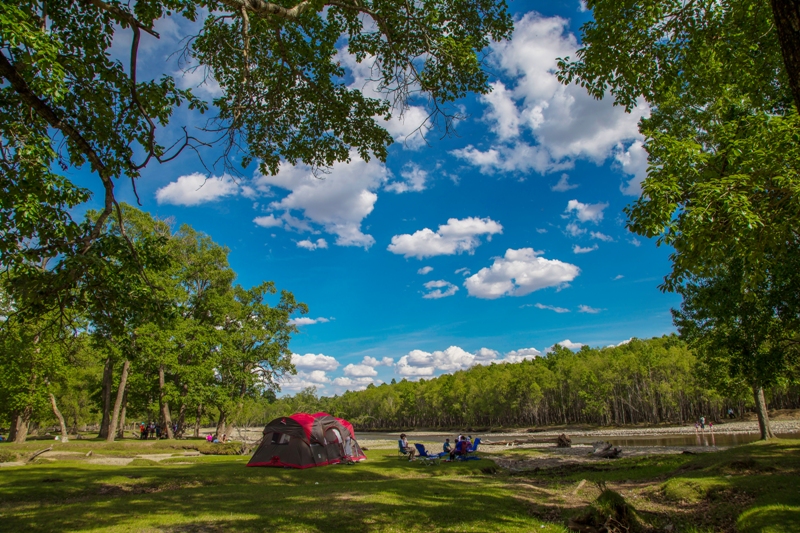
[399,433,416,460]
[450,436,468,460]
[442,438,452,457]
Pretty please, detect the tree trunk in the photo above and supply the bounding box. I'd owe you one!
[176,383,188,438]
[117,388,128,439]
[176,402,187,438]
[49,393,69,443]
[753,385,776,440]
[10,406,32,443]
[98,356,113,438]
[215,410,227,439]
[107,360,130,442]
[158,365,174,439]
[770,0,800,112]
[194,403,203,438]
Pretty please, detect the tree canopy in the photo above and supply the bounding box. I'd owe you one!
[559,0,800,438]
[0,0,513,305]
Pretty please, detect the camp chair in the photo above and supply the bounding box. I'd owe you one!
[414,443,440,465]
[398,440,414,460]
[454,438,481,461]
[466,438,481,457]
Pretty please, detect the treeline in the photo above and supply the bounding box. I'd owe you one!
[0,205,303,443]
[260,336,800,430]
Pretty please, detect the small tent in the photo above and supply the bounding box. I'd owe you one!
[247,412,366,468]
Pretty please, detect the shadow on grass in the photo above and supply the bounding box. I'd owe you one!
[0,454,560,533]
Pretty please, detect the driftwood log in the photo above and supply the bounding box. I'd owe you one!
[27,447,53,463]
[557,433,572,448]
[591,441,622,458]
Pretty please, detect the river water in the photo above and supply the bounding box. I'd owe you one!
[356,430,800,448]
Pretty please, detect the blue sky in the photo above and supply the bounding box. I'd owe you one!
[71,1,681,394]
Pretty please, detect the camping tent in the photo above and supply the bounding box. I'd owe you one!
[247,412,366,468]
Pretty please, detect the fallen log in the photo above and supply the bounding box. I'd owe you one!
[557,433,572,448]
[27,447,53,463]
[591,441,622,459]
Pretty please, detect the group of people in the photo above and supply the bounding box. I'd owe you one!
[206,433,228,443]
[139,422,162,439]
[695,416,714,432]
[398,433,475,462]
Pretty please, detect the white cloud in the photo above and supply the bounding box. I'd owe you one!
[392,344,548,377]
[330,376,379,391]
[500,347,542,363]
[573,244,598,254]
[253,214,283,228]
[535,303,570,313]
[465,248,580,299]
[280,369,332,393]
[343,363,378,377]
[289,317,331,326]
[565,199,608,224]
[536,228,548,234]
[155,173,239,206]
[616,140,648,196]
[417,266,434,275]
[578,305,602,314]
[607,338,632,348]
[613,274,624,280]
[291,353,339,372]
[450,142,568,175]
[629,237,642,247]
[422,280,459,299]
[590,231,614,242]
[474,347,500,363]
[253,154,389,248]
[551,173,578,192]
[578,0,589,12]
[396,346,477,376]
[388,217,503,259]
[482,81,521,140]
[362,356,393,367]
[297,238,328,250]
[455,267,471,276]
[451,13,648,175]
[565,222,586,237]
[549,339,584,351]
[385,163,429,193]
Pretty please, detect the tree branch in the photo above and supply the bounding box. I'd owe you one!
[0,50,115,246]
[81,0,160,38]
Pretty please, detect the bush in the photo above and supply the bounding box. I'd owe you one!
[0,449,19,463]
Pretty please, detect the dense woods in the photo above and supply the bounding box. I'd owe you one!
[257,337,800,431]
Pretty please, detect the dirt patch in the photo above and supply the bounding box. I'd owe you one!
[87,457,134,466]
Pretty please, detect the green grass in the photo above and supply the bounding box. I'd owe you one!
[0,437,240,457]
[0,450,567,533]
[1,440,799,532]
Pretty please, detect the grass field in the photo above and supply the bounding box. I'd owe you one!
[0,439,799,532]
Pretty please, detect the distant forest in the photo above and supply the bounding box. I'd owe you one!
[259,336,800,430]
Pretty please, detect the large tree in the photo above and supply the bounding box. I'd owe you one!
[673,250,800,439]
[558,0,800,437]
[0,0,513,296]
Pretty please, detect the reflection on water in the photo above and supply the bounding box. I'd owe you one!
[572,431,799,448]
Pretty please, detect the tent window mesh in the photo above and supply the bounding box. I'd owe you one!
[271,432,290,445]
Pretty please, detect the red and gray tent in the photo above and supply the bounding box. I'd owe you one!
[247,412,366,468]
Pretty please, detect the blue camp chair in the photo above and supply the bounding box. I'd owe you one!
[466,437,481,457]
[414,443,440,465]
